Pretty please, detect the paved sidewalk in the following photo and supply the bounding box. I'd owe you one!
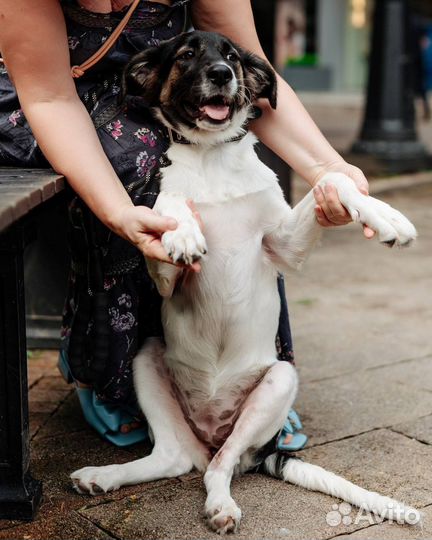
[1,106,432,539]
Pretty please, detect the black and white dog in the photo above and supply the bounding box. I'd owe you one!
[72,31,419,534]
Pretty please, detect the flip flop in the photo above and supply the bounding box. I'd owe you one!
[58,350,149,447]
[277,409,308,452]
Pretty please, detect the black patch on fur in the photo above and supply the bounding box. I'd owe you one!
[238,49,278,109]
[122,34,187,105]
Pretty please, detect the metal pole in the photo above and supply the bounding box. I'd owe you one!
[351,0,430,172]
[0,224,42,520]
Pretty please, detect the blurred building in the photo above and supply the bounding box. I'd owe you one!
[272,0,432,94]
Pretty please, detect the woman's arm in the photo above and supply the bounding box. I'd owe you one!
[0,0,179,262]
[192,0,374,236]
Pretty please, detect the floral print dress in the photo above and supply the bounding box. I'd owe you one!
[0,0,294,406]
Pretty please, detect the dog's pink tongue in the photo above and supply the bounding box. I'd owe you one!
[200,104,230,120]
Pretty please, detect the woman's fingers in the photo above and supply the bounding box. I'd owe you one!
[137,233,202,272]
[120,205,202,271]
[322,184,351,222]
[139,211,177,235]
[313,184,351,226]
[314,184,376,239]
[136,233,174,264]
[314,205,334,227]
[363,225,375,239]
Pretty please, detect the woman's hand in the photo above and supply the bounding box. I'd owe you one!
[114,203,203,272]
[313,161,375,239]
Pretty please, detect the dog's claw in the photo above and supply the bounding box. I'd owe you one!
[162,220,208,267]
[90,483,105,494]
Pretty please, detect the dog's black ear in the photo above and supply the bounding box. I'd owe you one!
[121,35,184,104]
[242,51,277,109]
[122,46,164,104]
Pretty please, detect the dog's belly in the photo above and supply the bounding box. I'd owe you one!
[168,363,269,451]
[162,191,283,450]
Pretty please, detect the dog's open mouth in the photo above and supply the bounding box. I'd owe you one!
[184,96,233,124]
[199,96,232,122]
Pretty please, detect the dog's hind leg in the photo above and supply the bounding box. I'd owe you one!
[71,338,210,495]
[203,361,298,534]
[260,453,421,525]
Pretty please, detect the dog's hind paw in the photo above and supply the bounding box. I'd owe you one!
[205,496,242,534]
[71,465,122,496]
[162,220,207,265]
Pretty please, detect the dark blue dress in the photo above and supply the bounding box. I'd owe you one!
[0,0,294,406]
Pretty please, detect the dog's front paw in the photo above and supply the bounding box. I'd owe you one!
[205,495,242,534]
[162,221,207,265]
[350,197,417,247]
[71,465,123,495]
[319,174,417,247]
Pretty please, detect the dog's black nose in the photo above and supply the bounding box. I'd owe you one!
[207,64,233,87]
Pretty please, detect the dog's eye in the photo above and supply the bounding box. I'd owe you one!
[178,50,195,60]
[226,52,239,62]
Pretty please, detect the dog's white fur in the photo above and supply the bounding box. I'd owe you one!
[71,66,419,533]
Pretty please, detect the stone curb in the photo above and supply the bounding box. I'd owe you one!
[368,171,432,196]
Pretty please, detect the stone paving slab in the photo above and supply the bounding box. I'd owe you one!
[27,350,59,388]
[296,364,432,447]
[0,428,176,538]
[392,415,432,446]
[299,429,432,509]
[372,356,432,393]
[31,430,156,503]
[79,429,432,540]
[34,392,91,440]
[0,510,113,540]
[79,475,365,540]
[334,505,432,540]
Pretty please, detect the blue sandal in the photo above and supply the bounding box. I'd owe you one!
[58,350,149,447]
[277,409,308,452]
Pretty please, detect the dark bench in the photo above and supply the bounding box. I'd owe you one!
[0,169,65,520]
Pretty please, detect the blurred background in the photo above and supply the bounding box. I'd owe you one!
[252,0,432,181]
[258,0,431,96]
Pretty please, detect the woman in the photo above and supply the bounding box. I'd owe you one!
[0,0,374,446]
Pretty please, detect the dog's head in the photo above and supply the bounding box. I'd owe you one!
[123,31,277,142]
